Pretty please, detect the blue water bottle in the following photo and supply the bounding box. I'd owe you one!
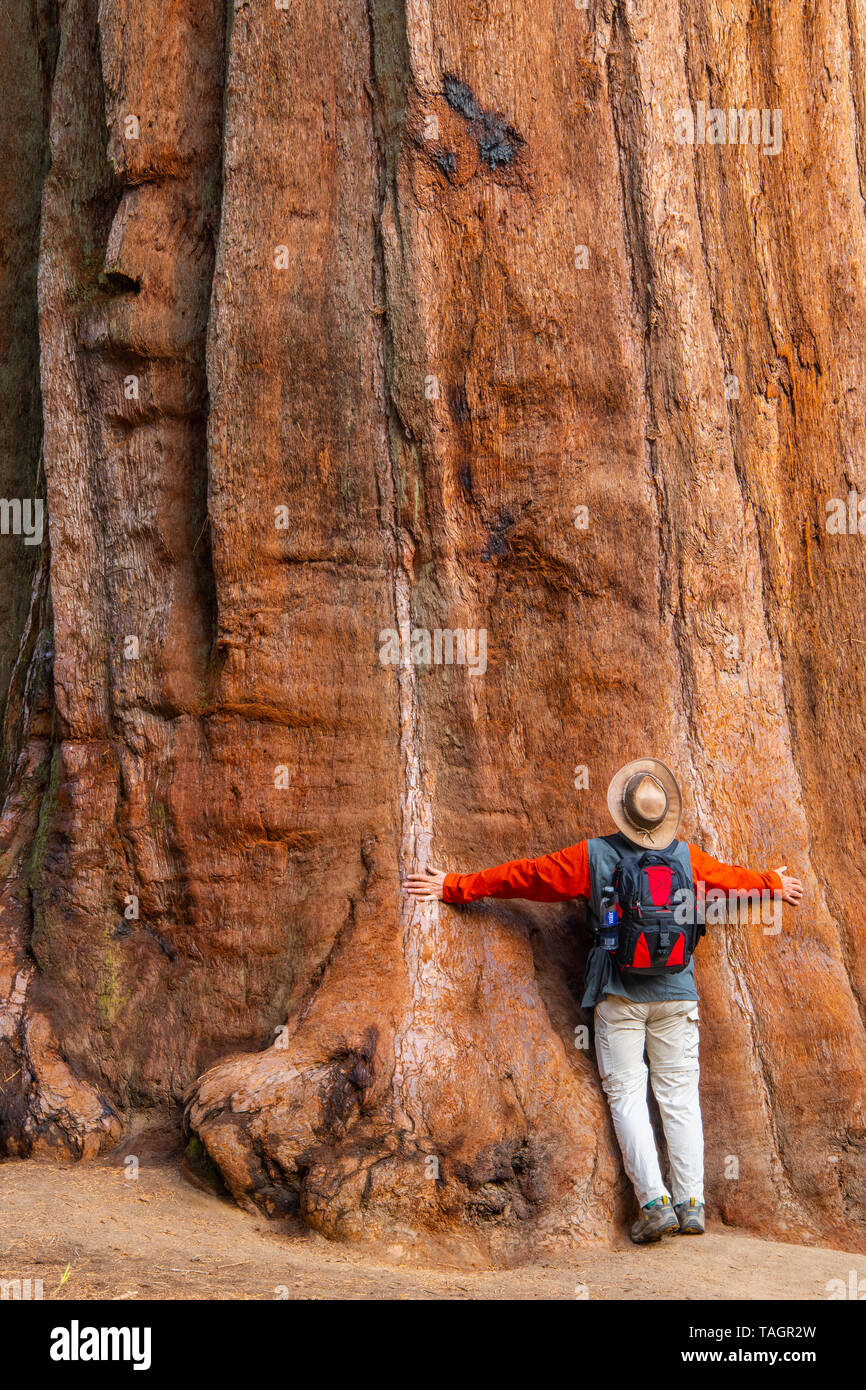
[599,886,619,951]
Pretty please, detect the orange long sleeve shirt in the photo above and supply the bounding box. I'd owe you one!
[442,842,782,904]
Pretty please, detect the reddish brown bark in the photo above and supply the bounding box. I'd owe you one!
[1,0,864,1259]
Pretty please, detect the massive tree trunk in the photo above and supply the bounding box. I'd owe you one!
[1,0,865,1260]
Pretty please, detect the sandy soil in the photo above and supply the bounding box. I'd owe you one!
[0,1156,862,1301]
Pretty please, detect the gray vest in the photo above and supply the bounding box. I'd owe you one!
[581,833,699,1010]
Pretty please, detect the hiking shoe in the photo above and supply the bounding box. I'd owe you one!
[675,1198,706,1235]
[630,1195,679,1244]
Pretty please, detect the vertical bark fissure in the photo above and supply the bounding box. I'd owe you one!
[0,527,52,808]
[843,0,866,220]
[365,0,434,1136]
[192,1,232,668]
[0,0,58,772]
[605,7,712,840]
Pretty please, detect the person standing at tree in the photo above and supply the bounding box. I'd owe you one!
[405,757,803,1243]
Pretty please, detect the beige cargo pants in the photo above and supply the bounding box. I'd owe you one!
[594,993,704,1208]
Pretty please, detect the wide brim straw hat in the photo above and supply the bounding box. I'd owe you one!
[606,757,683,849]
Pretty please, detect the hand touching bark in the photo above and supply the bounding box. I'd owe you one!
[774,867,803,904]
[404,866,446,901]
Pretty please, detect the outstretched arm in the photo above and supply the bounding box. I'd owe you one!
[688,845,803,904]
[404,841,591,904]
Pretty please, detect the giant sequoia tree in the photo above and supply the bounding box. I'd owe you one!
[1,0,865,1260]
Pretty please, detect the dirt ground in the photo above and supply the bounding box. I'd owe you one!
[1,1156,863,1301]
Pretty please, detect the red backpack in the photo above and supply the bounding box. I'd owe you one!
[604,843,702,975]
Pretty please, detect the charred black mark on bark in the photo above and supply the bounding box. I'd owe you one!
[442,75,482,121]
[482,508,515,562]
[433,150,456,175]
[453,1136,546,1221]
[448,383,470,423]
[98,269,141,296]
[319,1026,379,1134]
[442,75,524,169]
[111,919,178,962]
[459,463,474,497]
